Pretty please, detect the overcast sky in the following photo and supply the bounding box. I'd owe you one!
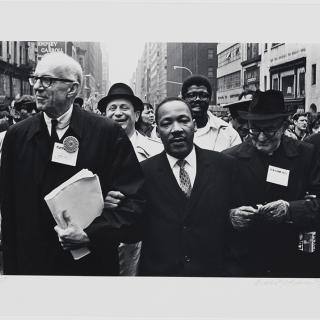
[101,40,146,85]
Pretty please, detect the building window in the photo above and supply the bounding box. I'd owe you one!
[208,66,214,78]
[312,64,316,85]
[208,49,214,59]
[272,74,279,90]
[246,43,259,61]
[20,45,22,65]
[0,41,2,57]
[7,41,10,61]
[297,67,305,97]
[264,76,267,91]
[217,71,241,92]
[264,43,268,52]
[281,70,295,98]
[218,44,241,67]
[13,41,17,64]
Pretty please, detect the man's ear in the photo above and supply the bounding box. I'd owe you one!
[135,111,141,123]
[156,125,160,138]
[67,82,79,97]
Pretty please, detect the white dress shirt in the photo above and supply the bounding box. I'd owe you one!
[166,146,197,188]
[43,105,74,140]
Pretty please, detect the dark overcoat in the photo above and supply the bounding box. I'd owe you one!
[138,146,238,276]
[224,136,320,277]
[0,105,144,275]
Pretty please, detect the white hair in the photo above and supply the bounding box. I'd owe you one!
[37,52,83,88]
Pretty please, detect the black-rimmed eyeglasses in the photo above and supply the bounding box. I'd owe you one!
[248,126,282,139]
[185,92,210,100]
[28,76,75,88]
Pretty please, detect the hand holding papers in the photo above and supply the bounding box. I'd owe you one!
[44,169,104,260]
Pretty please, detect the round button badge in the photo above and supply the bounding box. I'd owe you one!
[63,136,79,153]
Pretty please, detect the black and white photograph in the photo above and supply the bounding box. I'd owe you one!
[1,1,320,319]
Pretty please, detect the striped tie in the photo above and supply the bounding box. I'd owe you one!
[177,159,192,198]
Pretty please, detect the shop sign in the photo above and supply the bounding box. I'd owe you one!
[37,42,66,61]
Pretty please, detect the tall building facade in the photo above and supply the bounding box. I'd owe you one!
[261,43,312,111]
[0,41,36,102]
[217,42,320,111]
[167,43,218,104]
[132,42,218,107]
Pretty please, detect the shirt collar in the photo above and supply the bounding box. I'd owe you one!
[166,146,196,170]
[129,130,137,146]
[43,104,73,130]
[196,112,228,135]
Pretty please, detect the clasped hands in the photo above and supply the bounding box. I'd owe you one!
[54,210,90,251]
[230,200,290,230]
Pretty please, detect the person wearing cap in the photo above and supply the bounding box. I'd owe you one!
[10,95,38,124]
[181,75,241,152]
[98,83,163,276]
[223,90,320,277]
[0,52,145,276]
[223,100,251,141]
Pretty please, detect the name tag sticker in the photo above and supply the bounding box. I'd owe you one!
[266,165,290,187]
[52,142,78,166]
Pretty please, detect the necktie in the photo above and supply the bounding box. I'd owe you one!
[51,119,59,142]
[177,159,192,198]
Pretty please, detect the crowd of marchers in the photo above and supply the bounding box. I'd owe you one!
[0,51,320,277]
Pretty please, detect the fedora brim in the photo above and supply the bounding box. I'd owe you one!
[238,110,294,120]
[223,99,252,109]
[98,94,143,113]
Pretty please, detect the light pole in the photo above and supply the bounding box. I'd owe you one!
[173,65,193,76]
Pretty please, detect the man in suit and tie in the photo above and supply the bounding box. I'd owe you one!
[106,97,239,276]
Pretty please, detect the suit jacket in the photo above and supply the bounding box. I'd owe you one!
[138,146,238,277]
[224,136,320,277]
[0,105,145,275]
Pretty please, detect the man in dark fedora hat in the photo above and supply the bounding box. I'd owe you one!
[98,83,162,276]
[223,90,320,277]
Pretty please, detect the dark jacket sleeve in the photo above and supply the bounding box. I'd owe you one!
[84,124,145,247]
[288,144,320,228]
[0,127,18,274]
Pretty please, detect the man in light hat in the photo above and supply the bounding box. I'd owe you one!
[224,90,320,277]
[181,75,241,151]
[0,52,144,275]
[98,83,162,276]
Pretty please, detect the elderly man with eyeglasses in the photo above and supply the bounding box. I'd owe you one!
[0,52,144,275]
[223,90,320,277]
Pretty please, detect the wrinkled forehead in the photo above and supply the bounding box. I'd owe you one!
[249,117,285,128]
[35,60,75,80]
[186,85,208,93]
[106,98,134,109]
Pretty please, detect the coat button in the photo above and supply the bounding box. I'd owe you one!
[184,255,191,263]
[183,226,190,231]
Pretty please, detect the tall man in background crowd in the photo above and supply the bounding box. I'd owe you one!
[181,75,241,151]
[224,90,320,277]
[0,52,144,275]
